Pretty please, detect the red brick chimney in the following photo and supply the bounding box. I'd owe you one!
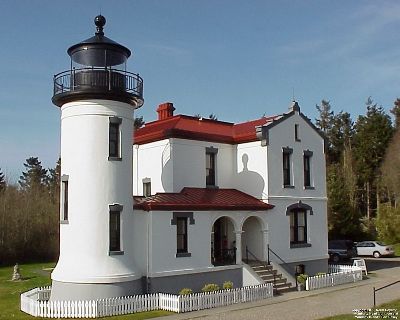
[156,102,175,120]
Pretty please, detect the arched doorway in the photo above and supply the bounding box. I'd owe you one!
[242,216,263,262]
[211,217,236,266]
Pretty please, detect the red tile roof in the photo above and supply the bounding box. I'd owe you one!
[134,114,279,145]
[133,187,274,211]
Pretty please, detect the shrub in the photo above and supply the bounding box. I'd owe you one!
[222,281,233,290]
[315,272,326,276]
[201,283,220,292]
[179,288,193,295]
[297,273,308,284]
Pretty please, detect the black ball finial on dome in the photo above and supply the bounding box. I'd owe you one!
[94,15,106,35]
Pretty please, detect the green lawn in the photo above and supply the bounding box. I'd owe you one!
[393,243,400,256]
[0,262,171,320]
[318,299,400,320]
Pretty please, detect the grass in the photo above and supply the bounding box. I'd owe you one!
[0,262,171,320]
[318,299,400,320]
[393,243,400,256]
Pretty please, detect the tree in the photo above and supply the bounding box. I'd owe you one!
[380,128,400,207]
[19,157,48,191]
[134,116,145,130]
[376,204,400,244]
[353,97,393,219]
[390,98,400,128]
[47,158,61,202]
[0,168,5,192]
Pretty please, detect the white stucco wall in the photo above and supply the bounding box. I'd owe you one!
[52,99,140,284]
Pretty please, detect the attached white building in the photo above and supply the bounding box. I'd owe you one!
[50,15,328,300]
[131,101,328,293]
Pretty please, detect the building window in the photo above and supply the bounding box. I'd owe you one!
[109,117,122,160]
[206,147,218,187]
[290,210,307,245]
[143,178,151,197]
[303,150,313,188]
[176,217,188,254]
[61,175,69,223]
[109,204,123,254]
[171,212,194,257]
[295,124,300,141]
[282,147,293,187]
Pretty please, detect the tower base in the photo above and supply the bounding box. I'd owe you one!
[50,279,144,301]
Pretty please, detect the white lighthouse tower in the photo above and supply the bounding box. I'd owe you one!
[51,15,144,300]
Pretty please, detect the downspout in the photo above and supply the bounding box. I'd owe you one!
[146,213,150,293]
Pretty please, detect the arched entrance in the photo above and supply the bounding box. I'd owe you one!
[211,217,236,266]
[242,216,263,262]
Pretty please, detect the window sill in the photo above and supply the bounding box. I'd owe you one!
[206,185,219,189]
[108,156,122,161]
[109,250,124,256]
[304,186,315,190]
[283,185,295,189]
[290,243,311,249]
[60,220,69,224]
[176,252,191,258]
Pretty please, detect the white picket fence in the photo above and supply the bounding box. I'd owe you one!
[306,265,363,291]
[21,283,273,318]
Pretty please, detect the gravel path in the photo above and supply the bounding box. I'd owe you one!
[160,258,400,320]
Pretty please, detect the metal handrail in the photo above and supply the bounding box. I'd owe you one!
[373,280,400,307]
[267,244,296,281]
[245,246,276,288]
[53,67,143,97]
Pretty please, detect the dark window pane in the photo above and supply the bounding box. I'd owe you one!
[109,211,120,251]
[283,152,291,185]
[62,181,68,221]
[176,217,188,253]
[206,152,216,186]
[109,123,120,157]
[290,210,307,244]
[304,155,311,187]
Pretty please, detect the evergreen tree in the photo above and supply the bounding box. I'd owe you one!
[0,168,5,192]
[47,158,61,202]
[390,98,400,128]
[134,116,145,130]
[353,98,393,219]
[315,100,334,134]
[19,157,48,191]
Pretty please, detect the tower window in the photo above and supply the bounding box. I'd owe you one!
[206,147,218,187]
[109,117,122,160]
[109,204,123,254]
[61,175,69,223]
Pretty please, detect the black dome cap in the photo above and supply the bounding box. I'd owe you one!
[67,15,131,66]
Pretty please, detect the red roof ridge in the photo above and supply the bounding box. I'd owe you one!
[133,187,274,212]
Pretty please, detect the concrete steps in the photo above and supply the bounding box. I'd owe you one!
[248,261,292,294]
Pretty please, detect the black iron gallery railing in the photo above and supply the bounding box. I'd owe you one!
[53,67,143,98]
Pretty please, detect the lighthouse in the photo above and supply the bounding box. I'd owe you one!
[51,15,143,300]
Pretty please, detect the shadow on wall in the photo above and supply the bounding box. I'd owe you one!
[233,154,265,199]
[161,143,173,191]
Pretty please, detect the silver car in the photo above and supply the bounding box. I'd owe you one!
[356,241,395,258]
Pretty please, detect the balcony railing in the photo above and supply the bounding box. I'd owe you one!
[53,67,143,99]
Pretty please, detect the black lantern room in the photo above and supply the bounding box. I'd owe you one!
[52,15,143,108]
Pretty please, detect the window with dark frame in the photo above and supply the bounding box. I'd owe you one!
[304,154,311,187]
[295,124,300,141]
[109,117,122,159]
[62,180,68,221]
[206,151,216,186]
[176,217,188,254]
[109,209,121,252]
[283,148,292,187]
[61,175,69,222]
[290,210,307,244]
[143,181,151,197]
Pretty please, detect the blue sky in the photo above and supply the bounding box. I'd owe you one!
[1,1,399,180]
